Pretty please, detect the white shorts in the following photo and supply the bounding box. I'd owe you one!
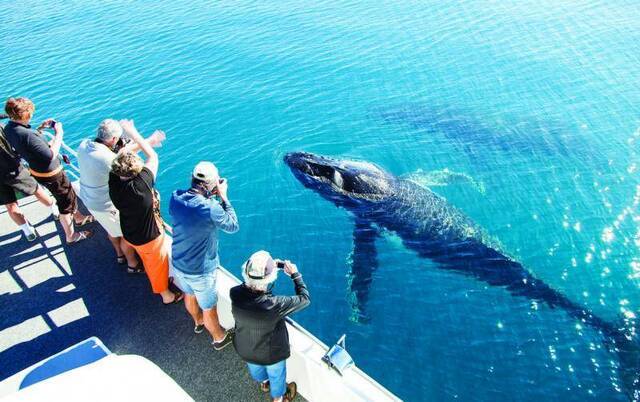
[87,206,123,238]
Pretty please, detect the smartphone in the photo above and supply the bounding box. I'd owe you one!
[276,261,285,270]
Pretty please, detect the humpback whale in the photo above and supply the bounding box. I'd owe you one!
[284,151,639,400]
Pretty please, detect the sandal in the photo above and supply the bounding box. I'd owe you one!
[67,230,93,244]
[116,255,126,265]
[283,382,297,402]
[127,264,145,274]
[163,290,184,305]
[74,215,95,227]
[260,381,270,393]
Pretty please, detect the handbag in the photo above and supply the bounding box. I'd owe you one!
[140,175,170,234]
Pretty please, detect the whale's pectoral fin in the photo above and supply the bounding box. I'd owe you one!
[346,218,379,324]
[403,169,485,194]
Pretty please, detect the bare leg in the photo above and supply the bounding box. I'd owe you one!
[59,213,75,242]
[5,202,27,226]
[107,234,122,257]
[160,289,180,304]
[203,306,226,341]
[120,238,138,267]
[33,186,54,207]
[184,295,204,326]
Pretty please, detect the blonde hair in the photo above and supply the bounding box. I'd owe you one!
[111,151,143,178]
[5,97,35,121]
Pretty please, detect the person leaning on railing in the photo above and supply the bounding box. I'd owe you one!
[231,251,311,402]
[0,113,58,241]
[3,97,94,244]
[108,119,183,305]
[77,119,165,273]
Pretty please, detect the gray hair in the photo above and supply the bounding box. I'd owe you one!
[96,119,123,142]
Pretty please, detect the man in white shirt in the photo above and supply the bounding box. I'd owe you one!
[77,119,164,272]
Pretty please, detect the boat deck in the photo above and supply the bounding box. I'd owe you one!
[0,195,297,401]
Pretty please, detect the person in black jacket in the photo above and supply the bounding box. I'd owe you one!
[230,250,310,402]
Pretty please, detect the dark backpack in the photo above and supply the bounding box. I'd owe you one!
[0,122,21,178]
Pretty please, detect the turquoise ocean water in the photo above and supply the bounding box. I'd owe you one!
[2,1,640,400]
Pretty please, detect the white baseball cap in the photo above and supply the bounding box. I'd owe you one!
[192,161,219,184]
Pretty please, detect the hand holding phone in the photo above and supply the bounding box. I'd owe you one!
[282,260,298,277]
[38,119,56,130]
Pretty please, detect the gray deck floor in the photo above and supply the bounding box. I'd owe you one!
[0,195,289,401]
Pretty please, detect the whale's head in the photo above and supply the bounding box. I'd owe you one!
[284,152,395,209]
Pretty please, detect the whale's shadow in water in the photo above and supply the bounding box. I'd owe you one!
[285,151,639,401]
[372,104,601,165]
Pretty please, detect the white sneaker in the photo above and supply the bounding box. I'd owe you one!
[21,223,37,242]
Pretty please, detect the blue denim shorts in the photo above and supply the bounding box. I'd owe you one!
[172,269,218,310]
[246,360,287,399]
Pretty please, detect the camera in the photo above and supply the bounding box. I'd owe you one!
[113,136,132,153]
[276,260,285,269]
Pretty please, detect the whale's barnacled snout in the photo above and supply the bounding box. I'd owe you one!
[284,152,337,178]
[284,151,394,199]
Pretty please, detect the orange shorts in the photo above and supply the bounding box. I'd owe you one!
[127,234,170,294]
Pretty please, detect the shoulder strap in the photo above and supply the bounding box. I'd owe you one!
[138,171,168,233]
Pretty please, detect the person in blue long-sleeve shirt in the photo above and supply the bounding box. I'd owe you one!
[169,161,239,350]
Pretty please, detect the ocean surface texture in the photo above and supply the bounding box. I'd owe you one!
[2,1,640,401]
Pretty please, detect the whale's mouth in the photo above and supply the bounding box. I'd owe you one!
[284,152,336,181]
[284,152,392,199]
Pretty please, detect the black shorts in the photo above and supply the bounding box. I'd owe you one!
[0,166,39,205]
[36,170,77,215]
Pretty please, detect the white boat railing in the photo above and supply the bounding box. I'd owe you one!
[48,134,401,402]
[40,130,81,182]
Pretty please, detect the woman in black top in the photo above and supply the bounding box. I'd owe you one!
[108,119,182,304]
[3,97,93,244]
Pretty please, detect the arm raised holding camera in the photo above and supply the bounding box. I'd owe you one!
[118,119,159,179]
[273,260,310,318]
[120,129,165,154]
[37,119,64,161]
[210,177,239,234]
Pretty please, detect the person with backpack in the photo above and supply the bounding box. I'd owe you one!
[3,97,94,244]
[0,113,57,241]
